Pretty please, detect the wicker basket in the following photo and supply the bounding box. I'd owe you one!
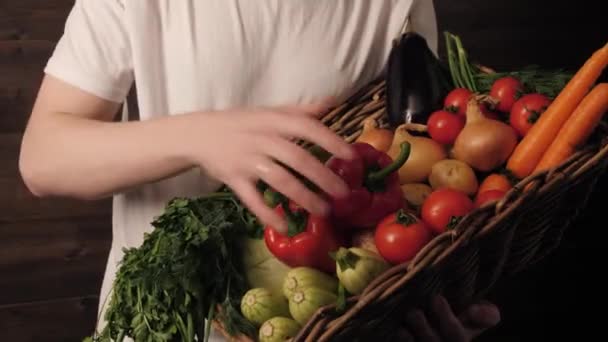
[216,76,608,341]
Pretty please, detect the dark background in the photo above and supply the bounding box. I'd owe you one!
[0,0,605,341]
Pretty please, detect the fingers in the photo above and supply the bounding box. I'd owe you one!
[230,178,287,234]
[260,136,349,198]
[459,301,501,339]
[431,296,468,342]
[261,112,355,160]
[252,155,330,217]
[405,309,441,342]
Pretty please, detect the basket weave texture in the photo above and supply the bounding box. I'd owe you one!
[219,77,608,342]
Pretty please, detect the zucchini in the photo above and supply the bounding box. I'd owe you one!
[282,267,338,299]
[240,288,290,326]
[259,317,301,342]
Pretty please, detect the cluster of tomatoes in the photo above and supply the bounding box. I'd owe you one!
[372,77,551,266]
[427,76,551,145]
[372,187,475,264]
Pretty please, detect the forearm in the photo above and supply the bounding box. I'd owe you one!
[20,112,196,199]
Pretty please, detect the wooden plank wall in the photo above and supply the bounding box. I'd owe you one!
[0,1,112,341]
[0,0,605,341]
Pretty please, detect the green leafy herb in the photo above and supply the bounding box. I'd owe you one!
[443,31,574,98]
[86,190,259,342]
[475,66,574,99]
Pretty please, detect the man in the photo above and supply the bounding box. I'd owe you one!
[19,1,499,340]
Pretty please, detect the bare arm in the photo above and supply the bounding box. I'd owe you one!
[19,75,195,200]
[19,75,353,232]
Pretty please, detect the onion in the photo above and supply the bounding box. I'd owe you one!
[387,124,447,184]
[351,229,379,255]
[356,117,394,152]
[452,98,518,172]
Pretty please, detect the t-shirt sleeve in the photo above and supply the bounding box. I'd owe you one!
[410,0,439,56]
[45,0,134,103]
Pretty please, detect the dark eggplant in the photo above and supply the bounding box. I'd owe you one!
[386,32,453,128]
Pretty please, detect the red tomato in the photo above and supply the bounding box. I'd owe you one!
[444,88,473,117]
[475,190,507,208]
[421,189,474,234]
[509,93,551,137]
[427,110,465,145]
[490,77,524,113]
[375,210,432,264]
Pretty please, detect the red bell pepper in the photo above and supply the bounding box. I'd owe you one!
[326,141,411,229]
[264,201,341,273]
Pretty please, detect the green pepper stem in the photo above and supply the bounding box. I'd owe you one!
[263,188,286,208]
[367,142,411,183]
[281,202,307,237]
[334,247,361,272]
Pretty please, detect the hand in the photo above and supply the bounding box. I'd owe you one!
[397,296,501,342]
[189,99,355,233]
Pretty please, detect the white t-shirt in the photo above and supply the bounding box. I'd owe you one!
[45,0,438,340]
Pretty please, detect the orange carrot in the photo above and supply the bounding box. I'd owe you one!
[507,42,608,178]
[478,173,512,194]
[533,83,608,172]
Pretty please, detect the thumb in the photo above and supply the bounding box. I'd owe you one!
[459,301,501,338]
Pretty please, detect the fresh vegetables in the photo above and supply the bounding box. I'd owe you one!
[351,229,380,255]
[475,190,507,208]
[452,98,518,172]
[88,32,608,342]
[444,32,478,92]
[282,267,338,299]
[444,88,473,116]
[534,83,608,173]
[374,210,433,264]
[264,202,340,273]
[87,192,260,342]
[489,76,524,113]
[326,142,411,229]
[478,173,513,194]
[241,288,290,326]
[386,32,453,126]
[509,93,551,137]
[427,110,465,145]
[401,183,433,207]
[263,188,285,209]
[289,287,338,325]
[507,42,608,178]
[421,189,474,234]
[333,247,390,294]
[387,124,447,184]
[241,238,292,297]
[476,66,575,99]
[356,117,394,152]
[258,317,301,342]
[428,159,478,195]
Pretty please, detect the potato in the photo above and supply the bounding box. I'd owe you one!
[428,159,478,195]
[401,183,433,207]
